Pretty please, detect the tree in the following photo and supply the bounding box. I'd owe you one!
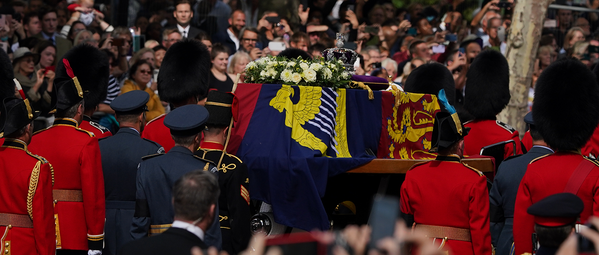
[497,0,553,135]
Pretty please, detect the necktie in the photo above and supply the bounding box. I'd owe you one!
[49,37,55,45]
[183,31,187,39]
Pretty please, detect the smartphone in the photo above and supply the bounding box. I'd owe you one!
[432,44,446,54]
[372,62,382,69]
[589,45,599,54]
[269,41,286,51]
[407,27,417,36]
[265,16,281,25]
[13,13,21,23]
[459,47,465,54]
[112,38,124,47]
[445,34,457,42]
[364,26,379,34]
[368,195,399,250]
[578,223,598,253]
[345,41,357,50]
[496,1,511,8]
[133,35,141,52]
[544,19,557,28]
[347,4,355,12]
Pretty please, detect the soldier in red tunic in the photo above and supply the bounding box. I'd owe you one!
[401,108,492,255]
[28,45,106,255]
[0,97,55,255]
[142,40,211,152]
[513,59,599,255]
[73,45,112,138]
[462,50,523,159]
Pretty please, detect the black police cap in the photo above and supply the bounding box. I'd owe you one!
[164,104,209,137]
[111,90,149,115]
[0,97,40,137]
[527,193,584,227]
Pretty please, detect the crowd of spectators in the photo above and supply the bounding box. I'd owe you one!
[2,0,599,130]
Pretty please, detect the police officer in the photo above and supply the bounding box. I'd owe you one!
[400,109,491,255]
[99,90,164,255]
[490,112,553,255]
[0,97,55,255]
[195,90,251,255]
[131,104,222,249]
[527,193,584,255]
[28,45,106,255]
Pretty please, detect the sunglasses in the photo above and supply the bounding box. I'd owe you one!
[139,69,152,75]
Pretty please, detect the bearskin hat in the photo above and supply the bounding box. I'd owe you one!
[464,50,510,119]
[205,90,235,127]
[55,44,109,109]
[533,58,599,151]
[404,62,456,105]
[0,49,14,102]
[158,39,211,105]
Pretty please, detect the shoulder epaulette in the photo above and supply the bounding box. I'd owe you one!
[32,126,52,135]
[193,154,215,165]
[202,149,244,163]
[407,160,431,171]
[142,138,163,148]
[496,120,516,134]
[75,128,95,137]
[26,151,54,185]
[529,154,551,164]
[89,121,110,133]
[461,162,484,177]
[142,153,163,160]
[584,156,599,167]
[146,114,165,125]
[98,136,109,141]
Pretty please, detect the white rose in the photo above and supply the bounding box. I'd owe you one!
[287,62,296,68]
[281,69,293,83]
[303,69,317,82]
[292,73,302,83]
[323,68,332,79]
[309,63,322,71]
[260,70,268,77]
[270,69,278,78]
[300,63,309,71]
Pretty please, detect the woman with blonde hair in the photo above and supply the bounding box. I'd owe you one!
[130,47,156,68]
[74,30,94,46]
[227,51,251,82]
[562,27,585,53]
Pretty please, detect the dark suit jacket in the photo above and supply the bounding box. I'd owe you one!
[34,32,72,64]
[489,146,553,255]
[167,25,204,39]
[212,29,237,55]
[118,227,208,255]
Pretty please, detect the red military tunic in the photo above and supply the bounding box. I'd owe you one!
[28,118,105,251]
[400,155,492,255]
[582,125,599,158]
[521,131,533,152]
[79,115,112,139]
[141,114,174,152]
[513,152,599,255]
[0,139,55,255]
[464,119,523,159]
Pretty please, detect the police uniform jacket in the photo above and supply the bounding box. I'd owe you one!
[196,142,251,255]
[141,115,175,152]
[489,146,553,255]
[400,155,492,255]
[28,118,105,250]
[118,227,208,255]
[131,146,222,249]
[0,139,55,255]
[99,127,163,255]
[464,119,523,159]
[80,115,112,139]
[513,152,599,255]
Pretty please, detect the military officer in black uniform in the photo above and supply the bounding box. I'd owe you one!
[195,90,251,255]
[98,90,164,255]
[130,104,222,249]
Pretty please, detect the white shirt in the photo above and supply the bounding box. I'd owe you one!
[171,220,205,241]
[177,24,191,38]
[227,28,240,51]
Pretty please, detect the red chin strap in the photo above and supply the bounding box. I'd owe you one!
[63,59,75,79]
